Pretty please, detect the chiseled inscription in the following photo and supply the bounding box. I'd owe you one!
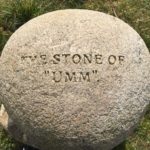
[21,53,125,83]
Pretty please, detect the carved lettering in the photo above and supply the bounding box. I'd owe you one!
[79,72,90,82]
[21,53,126,83]
[21,56,28,61]
[65,72,77,82]
[40,55,47,64]
[21,55,37,61]
[83,54,92,64]
[52,71,62,82]
[95,54,103,64]
[62,54,71,63]
[72,54,82,64]
[118,55,125,64]
[21,53,125,66]
[53,54,60,64]
[108,55,117,65]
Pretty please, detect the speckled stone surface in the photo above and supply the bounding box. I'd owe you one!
[0,9,149,150]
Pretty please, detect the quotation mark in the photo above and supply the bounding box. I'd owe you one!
[92,70,97,74]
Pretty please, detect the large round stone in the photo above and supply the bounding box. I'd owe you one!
[0,9,149,150]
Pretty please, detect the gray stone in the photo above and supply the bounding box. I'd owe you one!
[0,9,149,150]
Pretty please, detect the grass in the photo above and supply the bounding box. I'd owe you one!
[0,125,20,150]
[0,0,150,149]
[0,27,12,54]
[0,0,42,32]
[125,105,150,150]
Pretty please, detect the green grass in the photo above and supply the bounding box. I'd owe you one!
[113,105,150,150]
[0,125,20,150]
[0,0,150,149]
[0,0,150,51]
[0,27,12,54]
[0,0,42,32]
[125,105,150,150]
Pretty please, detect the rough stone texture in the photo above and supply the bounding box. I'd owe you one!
[0,9,149,150]
[0,104,9,129]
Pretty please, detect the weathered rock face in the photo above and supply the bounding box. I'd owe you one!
[0,9,149,150]
[0,104,9,129]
